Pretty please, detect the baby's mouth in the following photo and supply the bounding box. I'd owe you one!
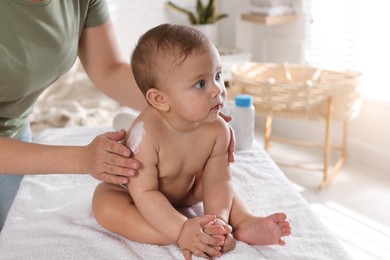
[212,104,222,110]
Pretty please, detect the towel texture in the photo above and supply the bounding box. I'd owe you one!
[0,127,351,259]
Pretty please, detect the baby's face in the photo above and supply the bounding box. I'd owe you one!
[161,45,227,124]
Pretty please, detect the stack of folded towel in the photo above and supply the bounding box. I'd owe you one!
[249,0,295,16]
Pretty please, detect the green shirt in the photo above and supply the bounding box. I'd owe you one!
[0,0,110,138]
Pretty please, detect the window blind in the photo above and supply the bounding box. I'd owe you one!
[304,0,390,101]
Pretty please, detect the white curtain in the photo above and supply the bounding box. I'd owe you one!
[304,0,390,101]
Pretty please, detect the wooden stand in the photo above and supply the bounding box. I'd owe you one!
[264,97,349,189]
[230,63,361,189]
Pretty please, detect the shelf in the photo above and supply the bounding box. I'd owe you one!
[241,13,297,25]
[220,51,252,82]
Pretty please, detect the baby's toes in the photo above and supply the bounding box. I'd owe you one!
[281,225,291,236]
[273,212,287,222]
[278,219,289,228]
[278,238,286,246]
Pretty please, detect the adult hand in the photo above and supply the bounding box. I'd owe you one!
[178,215,224,260]
[82,129,139,184]
[219,112,235,163]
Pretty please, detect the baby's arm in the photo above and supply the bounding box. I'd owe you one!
[202,118,233,224]
[126,119,223,257]
[126,123,186,242]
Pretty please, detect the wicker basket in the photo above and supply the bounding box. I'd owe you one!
[230,62,361,120]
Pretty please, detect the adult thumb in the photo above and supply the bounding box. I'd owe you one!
[103,129,127,141]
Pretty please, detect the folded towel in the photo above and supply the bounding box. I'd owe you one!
[249,4,295,16]
[250,0,294,7]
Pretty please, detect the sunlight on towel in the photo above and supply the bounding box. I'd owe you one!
[311,202,390,260]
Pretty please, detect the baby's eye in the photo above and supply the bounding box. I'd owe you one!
[215,72,222,81]
[195,80,206,89]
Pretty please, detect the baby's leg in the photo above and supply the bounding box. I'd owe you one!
[229,190,291,245]
[92,182,174,245]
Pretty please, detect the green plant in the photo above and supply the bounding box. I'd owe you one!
[167,0,228,25]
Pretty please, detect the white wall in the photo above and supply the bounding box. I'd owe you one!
[107,0,227,58]
[107,0,170,58]
[107,0,389,174]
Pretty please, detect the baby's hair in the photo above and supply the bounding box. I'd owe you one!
[131,23,211,96]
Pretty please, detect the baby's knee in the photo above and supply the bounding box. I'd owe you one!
[92,183,127,226]
[92,184,110,221]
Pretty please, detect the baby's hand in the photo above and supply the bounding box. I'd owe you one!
[203,218,236,253]
[221,232,235,253]
[177,215,224,260]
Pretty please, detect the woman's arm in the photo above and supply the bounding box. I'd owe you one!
[202,118,233,223]
[0,130,137,184]
[78,19,146,111]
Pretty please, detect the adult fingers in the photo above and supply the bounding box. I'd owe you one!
[102,130,131,158]
[103,129,127,142]
[102,152,139,174]
[219,111,232,123]
[227,125,235,163]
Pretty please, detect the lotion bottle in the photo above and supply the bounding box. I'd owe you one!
[232,94,255,150]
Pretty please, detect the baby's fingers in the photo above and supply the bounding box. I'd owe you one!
[194,244,220,259]
[203,224,225,236]
[182,249,192,260]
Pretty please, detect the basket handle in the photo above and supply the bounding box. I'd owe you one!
[312,69,322,81]
[283,62,292,82]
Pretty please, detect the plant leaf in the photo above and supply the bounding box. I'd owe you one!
[209,13,228,24]
[204,0,216,23]
[167,0,227,24]
[167,1,197,24]
[196,0,205,24]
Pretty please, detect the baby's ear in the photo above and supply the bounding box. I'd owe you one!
[146,88,170,112]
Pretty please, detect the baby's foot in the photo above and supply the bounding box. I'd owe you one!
[234,213,291,245]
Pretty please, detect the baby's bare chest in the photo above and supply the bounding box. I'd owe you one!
[157,133,215,181]
[158,146,209,178]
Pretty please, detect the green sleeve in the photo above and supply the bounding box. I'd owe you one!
[84,0,111,28]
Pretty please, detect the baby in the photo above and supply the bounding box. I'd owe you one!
[93,23,290,259]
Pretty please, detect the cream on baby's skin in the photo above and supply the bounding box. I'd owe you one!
[127,121,145,154]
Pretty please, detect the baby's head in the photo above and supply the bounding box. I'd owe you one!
[131,23,212,98]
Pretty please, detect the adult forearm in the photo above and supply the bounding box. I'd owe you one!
[96,62,147,111]
[77,20,147,111]
[0,137,84,174]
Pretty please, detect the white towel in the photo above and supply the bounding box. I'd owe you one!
[249,4,295,16]
[250,0,294,7]
[0,127,351,259]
